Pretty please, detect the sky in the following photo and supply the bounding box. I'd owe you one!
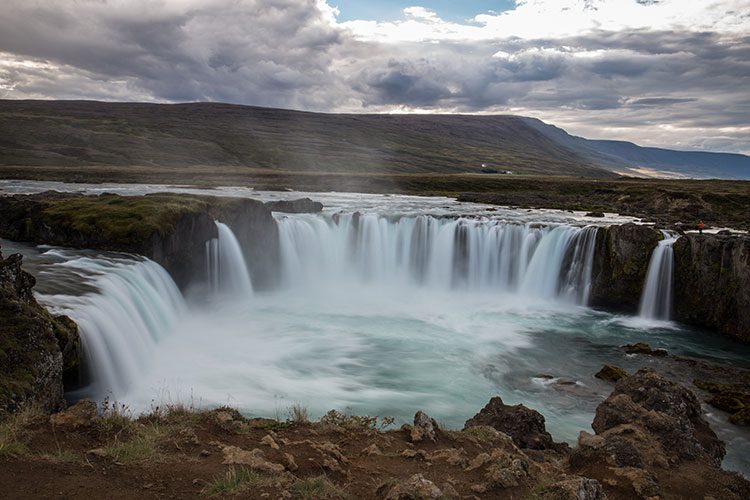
[0,0,749,154]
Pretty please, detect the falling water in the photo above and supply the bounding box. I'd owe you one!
[639,232,679,320]
[277,213,598,304]
[43,256,186,397]
[206,221,253,295]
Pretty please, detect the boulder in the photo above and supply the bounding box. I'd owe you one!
[585,211,605,218]
[542,477,605,500]
[464,396,567,452]
[410,410,439,443]
[623,342,668,356]
[379,474,443,499]
[591,368,724,466]
[595,365,629,382]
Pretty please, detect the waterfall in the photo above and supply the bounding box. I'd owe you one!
[639,232,679,320]
[206,221,253,295]
[276,213,598,304]
[49,257,186,398]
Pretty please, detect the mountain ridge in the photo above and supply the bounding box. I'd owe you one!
[0,99,748,179]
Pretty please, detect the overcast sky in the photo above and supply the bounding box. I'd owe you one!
[1,0,748,153]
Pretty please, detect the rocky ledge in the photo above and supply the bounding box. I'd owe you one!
[0,248,80,416]
[0,191,281,289]
[590,223,750,343]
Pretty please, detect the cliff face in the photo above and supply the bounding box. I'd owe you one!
[0,249,80,415]
[673,234,750,342]
[0,192,280,290]
[589,223,661,311]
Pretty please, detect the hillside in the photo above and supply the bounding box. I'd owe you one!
[523,118,750,179]
[0,100,611,178]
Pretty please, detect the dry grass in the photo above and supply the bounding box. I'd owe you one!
[288,404,310,425]
[202,467,278,496]
[0,405,45,458]
[290,475,350,499]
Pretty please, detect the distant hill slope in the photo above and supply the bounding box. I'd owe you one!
[0,100,747,179]
[522,118,750,179]
[0,100,610,177]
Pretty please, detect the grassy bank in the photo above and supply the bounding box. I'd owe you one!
[1,165,748,229]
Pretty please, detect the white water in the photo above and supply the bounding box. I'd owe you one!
[5,190,748,476]
[639,232,679,320]
[277,213,598,304]
[40,255,186,396]
[206,221,253,296]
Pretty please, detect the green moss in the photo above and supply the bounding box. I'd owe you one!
[40,194,214,243]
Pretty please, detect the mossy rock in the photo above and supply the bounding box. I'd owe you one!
[595,365,629,382]
[729,408,750,426]
[708,393,747,414]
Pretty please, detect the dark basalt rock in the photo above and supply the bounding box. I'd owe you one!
[672,233,750,342]
[585,211,605,218]
[592,368,724,466]
[265,198,323,214]
[595,365,629,382]
[589,223,661,311]
[463,396,568,452]
[0,192,280,290]
[623,342,668,356]
[0,248,81,415]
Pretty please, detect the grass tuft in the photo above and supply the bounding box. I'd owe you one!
[202,467,275,496]
[291,475,349,499]
[0,405,45,457]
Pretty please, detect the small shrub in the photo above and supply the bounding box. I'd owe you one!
[463,426,499,442]
[97,398,134,436]
[319,410,377,430]
[288,403,309,424]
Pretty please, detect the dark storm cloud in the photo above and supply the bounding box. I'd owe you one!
[0,1,748,152]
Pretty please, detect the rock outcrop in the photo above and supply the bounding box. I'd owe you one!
[0,248,80,415]
[463,396,568,452]
[589,223,661,311]
[672,233,750,342]
[0,192,280,290]
[265,198,323,214]
[571,368,749,499]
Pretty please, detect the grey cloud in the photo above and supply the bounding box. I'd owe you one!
[0,1,748,153]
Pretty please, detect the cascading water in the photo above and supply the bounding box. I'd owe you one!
[205,221,253,295]
[277,213,598,305]
[41,256,186,398]
[639,232,679,320]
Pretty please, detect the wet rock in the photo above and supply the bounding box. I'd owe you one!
[542,477,605,500]
[586,211,605,218]
[464,396,568,452]
[1,249,80,415]
[49,400,97,428]
[595,365,629,382]
[592,368,724,466]
[379,474,443,499]
[221,446,286,473]
[673,234,750,343]
[623,342,667,356]
[265,198,323,214]
[589,223,661,311]
[694,379,750,426]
